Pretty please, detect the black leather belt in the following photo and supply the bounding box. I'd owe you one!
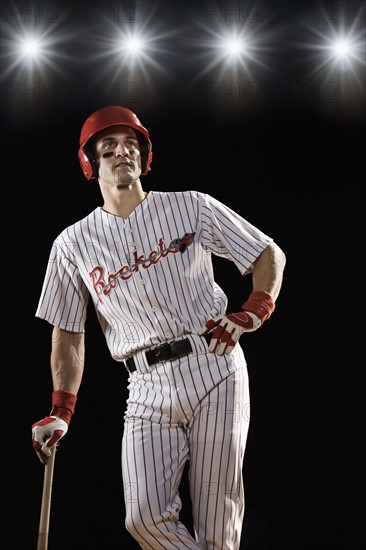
[125,333,212,373]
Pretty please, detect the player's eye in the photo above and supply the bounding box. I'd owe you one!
[103,141,116,149]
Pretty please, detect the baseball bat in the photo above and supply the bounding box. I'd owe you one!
[37,444,57,550]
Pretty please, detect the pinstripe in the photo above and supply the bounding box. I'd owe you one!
[122,344,248,548]
[133,199,181,341]
[36,190,269,548]
[217,380,237,544]
[189,363,247,548]
[36,191,272,359]
[93,209,161,354]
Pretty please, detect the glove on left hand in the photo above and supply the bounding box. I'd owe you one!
[199,311,261,356]
[199,291,275,355]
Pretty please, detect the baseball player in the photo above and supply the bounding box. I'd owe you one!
[31,105,286,549]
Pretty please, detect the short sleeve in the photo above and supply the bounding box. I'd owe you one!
[200,193,273,275]
[35,240,89,332]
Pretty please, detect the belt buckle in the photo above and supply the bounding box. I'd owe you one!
[154,342,172,363]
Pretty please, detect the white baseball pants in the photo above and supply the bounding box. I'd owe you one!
[121,337,250,549]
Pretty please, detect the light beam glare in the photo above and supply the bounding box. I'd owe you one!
[332,39,351,58]
[0,9,80,81]
[290,2,366,93]
[88,5,177,91]
[182,11,278,89]
[20,38,41,58]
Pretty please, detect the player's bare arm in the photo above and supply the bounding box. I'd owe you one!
[32,327,83,463]
[51,327,85,395]
[251,242,286,301]
[200,242,286,355]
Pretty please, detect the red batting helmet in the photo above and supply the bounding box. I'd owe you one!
[78,105,153,180]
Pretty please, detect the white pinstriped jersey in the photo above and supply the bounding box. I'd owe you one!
[35,191,273,360]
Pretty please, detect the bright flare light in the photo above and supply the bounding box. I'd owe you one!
[224,38,246,57]
[332,39,352,58]
[1,21,69,80]
[122,36,144,55]
[15,34,48,65]
[184,16,274,87]
[215,31,252,67]
[292,1,366,92]
[86,0,176,87]
[323,31,364,73]
[20,38,41,58]
[324,34,360,66]
[2,32,52,75]
[89,18,174,91]
[115,32,152,66]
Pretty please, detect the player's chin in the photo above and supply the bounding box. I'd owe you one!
[115,163,140,177]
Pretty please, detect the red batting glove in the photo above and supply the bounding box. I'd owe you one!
[199,291,275,356]
[32,390,77,464]
[32,416,68,463]
[199,311,261,356]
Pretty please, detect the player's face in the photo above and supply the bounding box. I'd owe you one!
[94,125,142,187]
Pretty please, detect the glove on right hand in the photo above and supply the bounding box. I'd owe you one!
[32,416,68,464]
[32,390,77,464]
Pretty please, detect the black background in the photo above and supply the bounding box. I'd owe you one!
[2,1,365,549]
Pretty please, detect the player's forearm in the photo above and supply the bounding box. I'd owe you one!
[50,327,85,395]
[251,243,286,301]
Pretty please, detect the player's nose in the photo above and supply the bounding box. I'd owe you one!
[114,141,129,157]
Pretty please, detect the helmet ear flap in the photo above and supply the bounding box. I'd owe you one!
[137,136,150,175]
[83,144,98,179]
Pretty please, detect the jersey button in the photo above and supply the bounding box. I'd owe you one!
[165,332,172,338]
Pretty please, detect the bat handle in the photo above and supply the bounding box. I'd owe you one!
[37,444,57,550]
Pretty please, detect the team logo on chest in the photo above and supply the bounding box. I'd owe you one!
[89,232,195,299]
